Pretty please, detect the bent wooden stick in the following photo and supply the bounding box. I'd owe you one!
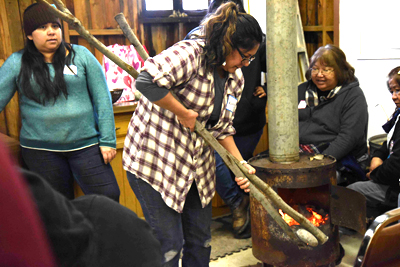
[114,13,149,61]
[38,0,328,245]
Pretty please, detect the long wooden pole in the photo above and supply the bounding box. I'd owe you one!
[36,0,328,245]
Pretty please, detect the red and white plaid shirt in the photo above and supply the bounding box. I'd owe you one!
[122,40,244,213]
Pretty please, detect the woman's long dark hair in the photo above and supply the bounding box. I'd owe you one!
[200,2,262,70]
[18,39,75,105]
[208,0,246,14]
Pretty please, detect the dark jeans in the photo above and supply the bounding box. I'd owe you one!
[21,145,120,201]
[215,129,263,208]
[127,172,212,267]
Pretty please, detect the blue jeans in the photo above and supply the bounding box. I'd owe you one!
[127,172,212,267]
[215,129,263,208]
[21,145,120,201]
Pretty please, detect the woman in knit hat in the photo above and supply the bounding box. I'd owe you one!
[0,3,120,201]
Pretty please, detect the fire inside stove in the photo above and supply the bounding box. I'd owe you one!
[279,205,329,227]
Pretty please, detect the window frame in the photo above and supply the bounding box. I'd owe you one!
[141,0,208,19]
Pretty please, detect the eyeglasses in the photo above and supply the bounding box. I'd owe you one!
[310,67,335,75]
[237,48,256,65]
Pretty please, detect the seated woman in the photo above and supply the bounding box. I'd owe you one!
[348,66,400,220]
[298,44,369,185]
[260,44,369,186]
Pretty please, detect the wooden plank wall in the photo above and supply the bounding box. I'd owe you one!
[65,0,143,64]
[64,0,199,59]
[144,21,199,57]
[298,0,335,60]
[0,0,36,138]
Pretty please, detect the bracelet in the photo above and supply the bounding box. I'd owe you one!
[240,160,248,165]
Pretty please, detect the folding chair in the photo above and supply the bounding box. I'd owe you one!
[354,207,400,267]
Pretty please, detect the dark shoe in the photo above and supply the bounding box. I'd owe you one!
[233,223,251,239]
[231,194,250,234]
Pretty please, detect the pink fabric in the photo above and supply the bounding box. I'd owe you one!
[103,44,146,103]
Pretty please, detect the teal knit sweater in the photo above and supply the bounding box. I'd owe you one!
[0,45,116,151]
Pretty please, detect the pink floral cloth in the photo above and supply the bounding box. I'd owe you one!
[103,44,146,103]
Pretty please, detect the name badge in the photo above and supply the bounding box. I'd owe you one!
[63,65,78,75]
[298,100,307,109]
[226,95,238,112]
[387,115,400,149]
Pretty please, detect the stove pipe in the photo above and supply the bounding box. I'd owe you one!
[266,0,299,163]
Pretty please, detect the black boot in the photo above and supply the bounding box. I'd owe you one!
[231,194,250,237]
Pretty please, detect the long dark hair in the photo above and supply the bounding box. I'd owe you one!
[201,2,262,70]
[208,0,246,14]
[18,39,75,105]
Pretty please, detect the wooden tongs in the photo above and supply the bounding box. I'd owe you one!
[39,0,329,247]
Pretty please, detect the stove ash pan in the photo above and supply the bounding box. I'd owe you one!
[248,154,366,267]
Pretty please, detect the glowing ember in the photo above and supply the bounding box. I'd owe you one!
[279,209,299,226]
[279,207,329,227]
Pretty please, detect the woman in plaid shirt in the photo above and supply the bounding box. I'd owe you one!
[122,2,262,266]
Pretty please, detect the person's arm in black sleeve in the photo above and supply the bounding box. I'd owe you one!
[370,127,400,187]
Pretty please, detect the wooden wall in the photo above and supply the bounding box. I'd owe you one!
[63,0,143,63]
[298,0,338,59]
[0,0,34,138]
[142,18,200,56]
[63,0,201,61]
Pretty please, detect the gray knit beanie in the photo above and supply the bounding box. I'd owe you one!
[23,3,61,36]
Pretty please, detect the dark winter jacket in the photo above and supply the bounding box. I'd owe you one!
[233,35,267,136]
[371,114,400,190]
[298,78,368,161]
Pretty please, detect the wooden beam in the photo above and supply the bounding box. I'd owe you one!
[69,28,124,36]
[0,0,13,58]
[334,0,339,46]
[303,25,334,32]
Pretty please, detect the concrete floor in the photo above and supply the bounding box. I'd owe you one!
[209,231,364,267]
